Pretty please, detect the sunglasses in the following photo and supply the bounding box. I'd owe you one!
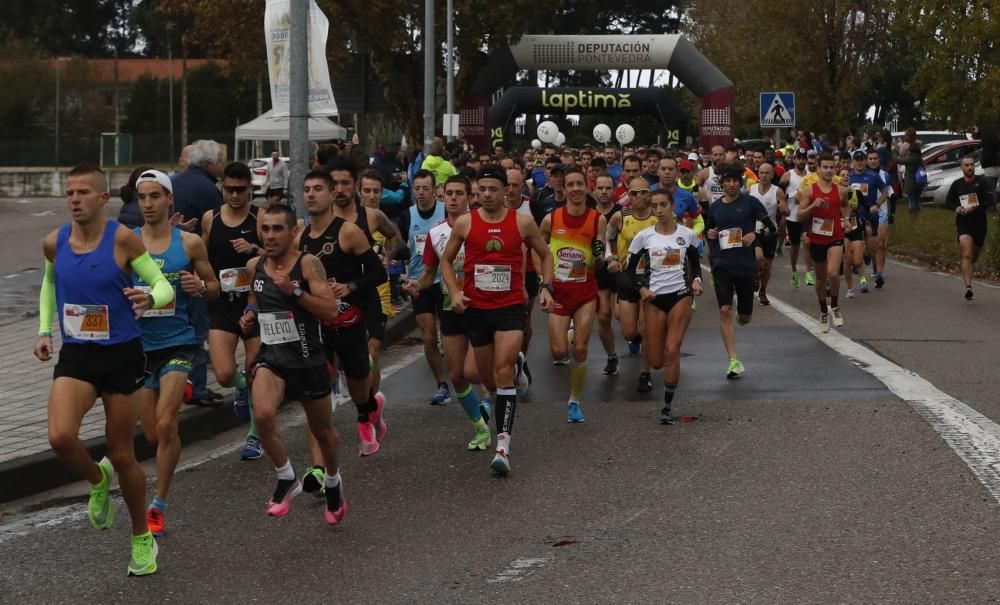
[224,185,249,194]
[628,188,651,196]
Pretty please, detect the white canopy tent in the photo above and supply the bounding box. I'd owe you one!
[233,109,347,160]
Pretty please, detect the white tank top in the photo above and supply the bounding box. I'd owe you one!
[785,169,805,222]
[750,183,779,225]
[706,166,725,202]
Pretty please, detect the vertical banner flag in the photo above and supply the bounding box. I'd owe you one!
[265,0,338,117]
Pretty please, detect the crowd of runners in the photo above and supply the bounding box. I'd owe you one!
[34,129,994,576]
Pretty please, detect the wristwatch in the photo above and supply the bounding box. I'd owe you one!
[292,286,304,298]
[540,282,555,295]
[347,282,358,294]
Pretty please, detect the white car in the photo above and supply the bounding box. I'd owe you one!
[249,157,289,197]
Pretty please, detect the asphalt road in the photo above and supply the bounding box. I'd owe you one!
[3,268,1000,603]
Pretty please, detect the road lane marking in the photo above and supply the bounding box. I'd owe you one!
[768,294,1000,504]
[487,557,551,583]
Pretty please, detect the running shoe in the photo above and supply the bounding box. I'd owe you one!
[239,435,263,460]
[863,254,871,266]
[726,358,745,379]
[636,372,653,393]
[965,287,975,301]
[127,532,158,577]
[553,354,570,366]
[522,360,533,385]
[490,448,511,475]
[567,401,586,423]
[357,421,380,457]
[820,313,831,333]
[805,270,816,286]
[875,273,885,289]
[479,399,492,423]
[775,245,783,256]
[791,273,800,289]
[468,425,491,451]
[659,406,675,425]
[859,276,869,293]
[324,479,348,526]
[691,298,698,312]
[515,353,529,395]
[370,392,387,442]
[265,479,301,517]
[758,292,770,306]
[233,375,251,421]
[846,288,856,299]
[301,465,326,496]
[831,307,844,327]
[603,355,619,376]
[627,335,642,355]
[146,506,166,537]
[430,384,452,405]
[88,457,115,530]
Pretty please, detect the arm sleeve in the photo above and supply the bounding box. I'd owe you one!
[753,201,777,237]
[626,249,650,290]
[352,249,389,292]
[686,244,703,282]
[38,260,56,335]
[131,251,175,309]
[691,213,705,236]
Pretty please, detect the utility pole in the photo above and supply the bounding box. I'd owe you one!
[113,49,121,166]
[54,59,60,167]
[423,0,435,150]
[181,33,188,147]
[445,0,454,142]
[167,22,175,162]
[288,0,310,218]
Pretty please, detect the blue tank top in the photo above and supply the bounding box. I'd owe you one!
[55,219,141,345]
[407,202,446,280]
[134,227,196,351]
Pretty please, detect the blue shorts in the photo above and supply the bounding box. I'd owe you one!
[143,345,199,390]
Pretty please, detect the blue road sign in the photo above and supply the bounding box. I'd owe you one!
[760,92,795,128]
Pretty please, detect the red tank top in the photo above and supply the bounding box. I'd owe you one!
[463,208,525,309]
[808,182,844,245]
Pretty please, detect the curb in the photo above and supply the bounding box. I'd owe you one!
[0,304,416,504]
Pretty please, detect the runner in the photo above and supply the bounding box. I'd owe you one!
[944,155,995,301]
[505,167,537,388]
[862,149,893,290]
[299,170,388,468]
[399,169,450,404]
[35,162,174,575]
[200,162,262,460]
[592,173,623,375]
[539,167,610,422]
[748,163,787,305]
[438,166,555,475]
[626,189,704,424]
[607,177,657,392]
[779,149,812,288]
[696,144,727,212]
[132,170,220,537]
[704,164,777,377]
[239,205,347,524]
[797,152,849,332]
[405,175,493,450]
[840,168,867,298]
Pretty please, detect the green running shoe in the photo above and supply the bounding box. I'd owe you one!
[127,531,158,577]
[301,465,326,496]
[791,272,800,289]
[726,358,745,379]
[468,425,491,451]
[805,270,816,286]
[88,456,115,530]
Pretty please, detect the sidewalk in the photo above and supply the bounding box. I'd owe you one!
[0,304,415,503]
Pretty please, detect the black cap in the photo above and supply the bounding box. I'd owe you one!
[793,149,807,158]
[852,150,866,160]
[478,165,508,186]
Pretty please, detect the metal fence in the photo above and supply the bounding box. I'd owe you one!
[0,132,236,167]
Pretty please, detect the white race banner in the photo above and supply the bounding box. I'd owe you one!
[264,0,338,117]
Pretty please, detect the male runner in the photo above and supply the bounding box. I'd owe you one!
[797,152,849,332]
[299,170,388,471]
[201,162,261,460]
[612,155,643,206]
[840,168,866,298]
[406,176,493,450]
[779,149,811,288]
[539,167,610,422]
[607,177,657,391]
[697,145,727,212]
[592,173,622,375]
[748,163,787,305]
[239,205,347,524]
[398,169,450,404]
[133,170,219,537]
[359,169,399,388]
[36,163,174,576]
[439,166,554,475]
[704,165,776,377]
[505,167,536,388]
[945,155,995,301]
[859,150,892,290]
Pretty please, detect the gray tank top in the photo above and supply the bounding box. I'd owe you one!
[253,254,325,368]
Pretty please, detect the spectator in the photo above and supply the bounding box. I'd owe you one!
[116,165,155,229]
[421,137,458,185]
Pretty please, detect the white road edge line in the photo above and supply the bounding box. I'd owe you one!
[767,293,1000,505]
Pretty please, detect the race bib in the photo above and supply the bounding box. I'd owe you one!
[960,193,980,209]
[850,182,869,196]
[136,285,176,317]
[62,304,110,341]
[259,311,300,345]
[719,228,743,250]
[650,247,681,270]
[474,264,511,292]
[414,233,428,255]
[811,217,835,237]
[220,267,251,293]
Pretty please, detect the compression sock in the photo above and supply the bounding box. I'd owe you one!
[496,387,517,434]
[569,361,587,401]
[456,385,483,423]
[830,296,839,308]
[356,392,378,422]
[819,300,829,313]
[664,382,677,406]
[233,371,248,390]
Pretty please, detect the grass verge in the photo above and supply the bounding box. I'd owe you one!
[887,207,1000,281]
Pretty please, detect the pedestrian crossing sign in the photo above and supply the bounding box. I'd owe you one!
[760,92,795,128]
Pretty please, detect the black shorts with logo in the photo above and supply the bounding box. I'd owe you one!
[648,289,692,314]
[54,338,147,395]
[464,304,525,348]
[251,360,331,402]
[321,323,371,381]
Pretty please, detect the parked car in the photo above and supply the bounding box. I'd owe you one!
[892,130,971,145]
[920,150,984,206]
[923,140,982,167]
[249,157,289,197]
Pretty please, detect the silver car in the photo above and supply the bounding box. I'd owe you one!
[920,151,984,206]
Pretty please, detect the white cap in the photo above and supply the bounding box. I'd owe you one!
[687,152,699,161]
[135,169,173,194]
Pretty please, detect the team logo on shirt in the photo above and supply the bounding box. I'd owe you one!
[321,242,336,255]
[485,236,504,252]
[677,237,686,246]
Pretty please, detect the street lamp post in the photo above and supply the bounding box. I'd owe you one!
[423,0,435,150]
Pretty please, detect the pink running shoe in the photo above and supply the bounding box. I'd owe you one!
[265,479,302,517]
[324,481,348,526]
[357,421,380,457]
[370,392,387,443]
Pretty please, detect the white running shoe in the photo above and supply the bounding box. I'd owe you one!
[831,307,844,328]
[820,313,831,333]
